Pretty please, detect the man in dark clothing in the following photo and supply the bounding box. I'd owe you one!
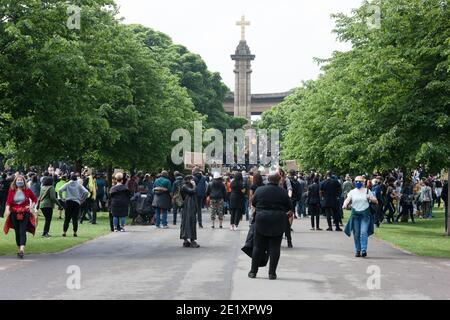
[296,173,307,218]
[249,172,293,280]
[0,173,11,218]
[320,172,342,231]
[442,180,448,232]
[192,168,206,228]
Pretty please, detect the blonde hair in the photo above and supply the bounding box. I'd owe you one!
[115,172,124,182]
[10,175,28,191]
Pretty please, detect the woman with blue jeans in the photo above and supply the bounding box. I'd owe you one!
[343,176,378,258]
[109,173,132,232]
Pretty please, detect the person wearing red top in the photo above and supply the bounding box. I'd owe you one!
[3,175,38,259]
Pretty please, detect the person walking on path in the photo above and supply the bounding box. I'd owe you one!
[229,172,246,231]
[109,172,132,232]
[343,176,378,258]
[152,171,173,229]
[37,176,58,237]
[180,175,200,248]
[248,171,293,280]
[320,171,343,231]
[58,174,89,238]
[206,172,227,229]
[3,175,38,259]
[307,176,322,230]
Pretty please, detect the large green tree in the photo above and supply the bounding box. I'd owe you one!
[128,25,247,132]
[264,0,449,175]
[0,0,203,172]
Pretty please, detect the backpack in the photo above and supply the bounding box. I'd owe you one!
[401,186,414,205]
[173,183,184,207]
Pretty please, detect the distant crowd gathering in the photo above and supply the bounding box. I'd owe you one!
[0,164,448,280]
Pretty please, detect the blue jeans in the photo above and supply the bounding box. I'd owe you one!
[113,217,126,230]
[173,204,180,224]
[244,197,249,220]
[155,207,168,227]
[296,200,305,216]
[352,214,370,253]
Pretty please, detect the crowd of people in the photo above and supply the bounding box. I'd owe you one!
[0,164,448,280]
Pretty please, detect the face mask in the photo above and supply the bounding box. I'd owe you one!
[355,182,364,189]
[16,181,25,188]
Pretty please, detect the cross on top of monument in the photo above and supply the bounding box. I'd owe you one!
[236,15,250,41]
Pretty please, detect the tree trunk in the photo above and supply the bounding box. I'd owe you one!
[446,168,450,237]
[400,167,409,222]
[75,158,83,174]
[107,163,113,189]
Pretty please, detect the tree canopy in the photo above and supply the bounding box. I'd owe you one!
[259,0,449,175]
[0,0,243,172]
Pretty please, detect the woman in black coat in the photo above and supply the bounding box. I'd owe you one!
[307,176,322,230]
[180,175,200,248]
[109,173,132,232]
[229,172,246,231]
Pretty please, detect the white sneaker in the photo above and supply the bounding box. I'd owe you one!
[234,225,239,231]
[120,228,125,232]
[230,225,234,231]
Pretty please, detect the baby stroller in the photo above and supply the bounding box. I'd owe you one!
[130,187,154,225]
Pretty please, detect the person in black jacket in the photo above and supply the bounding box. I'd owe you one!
[320,172,343,231]
[109,172,132,232]
[307,176,322,230]
[249,172,293,280]
[229,172,246,231]
[180,175,200,248]
[206,172,227,229]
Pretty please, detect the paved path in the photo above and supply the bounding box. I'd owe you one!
[0,212,449,300]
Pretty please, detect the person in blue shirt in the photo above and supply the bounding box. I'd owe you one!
[371,177,383,227]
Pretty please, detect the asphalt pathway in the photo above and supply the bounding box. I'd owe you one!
[0,212,449,300]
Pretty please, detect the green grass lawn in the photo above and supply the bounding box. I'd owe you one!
[345,206,449,259]
[0,211,112,256]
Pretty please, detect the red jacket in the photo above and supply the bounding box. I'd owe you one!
[3,188,38,236]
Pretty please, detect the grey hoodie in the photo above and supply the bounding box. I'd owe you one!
[58,181,89,205]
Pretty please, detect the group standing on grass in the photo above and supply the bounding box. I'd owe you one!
[0,165,448,281]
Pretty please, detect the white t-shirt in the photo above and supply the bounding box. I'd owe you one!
[347,188,373,212]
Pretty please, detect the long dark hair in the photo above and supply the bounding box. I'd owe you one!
[233,172,243,183]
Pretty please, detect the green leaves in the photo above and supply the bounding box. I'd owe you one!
[262,0,450,175]
[0,0,204,172]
